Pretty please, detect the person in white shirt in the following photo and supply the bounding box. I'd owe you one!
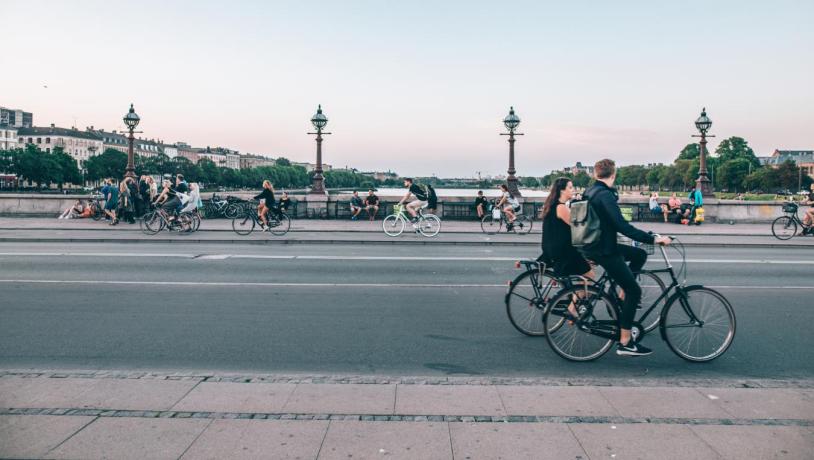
[179,183,201,213]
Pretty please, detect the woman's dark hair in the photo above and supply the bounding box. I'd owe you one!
[542,177,572,218]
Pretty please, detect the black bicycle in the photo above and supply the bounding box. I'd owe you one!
[771,201,813,240]
[481,200,532,235]
[231,202,291,236]
[541,237,736,362]
[506,256,666,337]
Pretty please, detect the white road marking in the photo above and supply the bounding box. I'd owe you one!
[0,279,812,290]
[0,252,813,264]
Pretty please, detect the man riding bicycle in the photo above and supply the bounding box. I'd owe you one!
[583,159,671,357]
[398,178,428,225]
[803,183,814,234]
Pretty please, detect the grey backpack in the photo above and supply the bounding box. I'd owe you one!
[570,191,602,249]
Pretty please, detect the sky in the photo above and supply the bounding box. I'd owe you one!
[3,0,813,177]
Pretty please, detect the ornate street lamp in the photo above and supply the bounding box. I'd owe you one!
[122,103,141,179]
[692,107,715,197]
[500,106,523,196]
[307,104,331,194]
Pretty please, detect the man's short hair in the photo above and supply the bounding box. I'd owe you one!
[594,159,616,179]
[176,174,184,180]
[404,178,413,183]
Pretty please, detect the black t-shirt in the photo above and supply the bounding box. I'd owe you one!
[366,194,379,205]
[279,197,290,210]
[408,184,427,200]
[175,181,189,194]
[475,196,487,207]
[808,191,814,203]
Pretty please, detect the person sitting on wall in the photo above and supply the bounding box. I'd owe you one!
[365,189,380,221]
[350,191,364,221]
[474,190,487,219]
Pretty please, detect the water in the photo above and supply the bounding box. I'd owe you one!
[347,188,549,198]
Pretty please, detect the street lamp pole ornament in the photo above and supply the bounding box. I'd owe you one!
[122,103,141,179]
[308,104,331,194]
[692,107,715,197]
[500,106,523,197]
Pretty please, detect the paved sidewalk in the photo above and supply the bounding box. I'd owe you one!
[1,371,811,459]
[2,217,813,247]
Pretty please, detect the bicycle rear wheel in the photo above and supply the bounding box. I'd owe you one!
[505,269,562,336]
[771,216,797,240]
[543,285,618,361]
[231,215,255,235]
[140,211,162,235]
[418,214,441,237]
[661,286,736,362]
[382,215,405,236]
[269,214,291,236]
[513,215,533,234]
[636,271,667,333]
[480,215,502,234]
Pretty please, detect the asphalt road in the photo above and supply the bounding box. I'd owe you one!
[1,242,812,381]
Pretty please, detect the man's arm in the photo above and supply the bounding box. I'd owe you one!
[399,192,411,204]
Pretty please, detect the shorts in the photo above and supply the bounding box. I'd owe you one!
[553,253,591,277]
[650,207,663,215]
[408,200,428,208]
[104,200,117,211]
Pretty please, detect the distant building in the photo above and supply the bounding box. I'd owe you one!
[134,138,163,159]
[89,128,128,154]
[563,161,594,176]
[361,171,399,182]
[240,154,276,169]
[764,150,814,179]
[292,161,332,172]
[175,142,199,163]
[0,124,18,150]
[0,106,33,128]
[17,125,103,169]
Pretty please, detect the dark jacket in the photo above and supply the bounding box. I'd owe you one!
[585,181,654,256]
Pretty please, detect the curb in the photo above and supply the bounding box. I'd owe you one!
[0,237,812,249]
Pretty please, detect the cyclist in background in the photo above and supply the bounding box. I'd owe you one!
[497,184,521,231]
[399,178,428,223]
[803,183,814,234]
[254,180,276,230]
[583,159,670,357]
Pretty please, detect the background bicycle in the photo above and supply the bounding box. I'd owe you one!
[231,201,291,236]
[382,204,441,237]
[771,201,813,240]
[140,208,196,235]
[480,200,532,235]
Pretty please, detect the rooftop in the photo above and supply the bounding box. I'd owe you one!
[18,126,102,141]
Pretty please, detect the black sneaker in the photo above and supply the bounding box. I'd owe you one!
[616,341,653,357]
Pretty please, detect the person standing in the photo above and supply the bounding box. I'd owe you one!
[582,159,670,356]
[104,179,120,225]
[118,180,134,224]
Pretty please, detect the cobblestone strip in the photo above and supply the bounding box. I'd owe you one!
[1,370,812,389]
[1,407,811,427]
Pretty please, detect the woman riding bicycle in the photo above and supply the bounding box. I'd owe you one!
[497,184,521,231]
[254,180,277,229]
[541,177,594,320]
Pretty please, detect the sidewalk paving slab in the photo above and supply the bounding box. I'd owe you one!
[569,422,721,460]
[598,387,732,419]
[449,422,587,459]
[172,382,296,413]
[43,417,211,460]
[317,420,451,460]
[0,415,94,459]
[0,376,198,411]
[704,387,814,420]
[179,419,328,460]
[394,384,506,416]
[496,385,619,417]
[688,425,814,460]
[283,383,396,415]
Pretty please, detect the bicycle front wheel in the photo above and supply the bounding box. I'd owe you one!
[231,215,255,235]
[514,215,533,234]
[418,214,441,237]
[543,285,618,362]
[269,214,291,236]
[224,203,242,219]
[480,215,502,234]
[382,215,405,237]
[771,216,797,240]
[661,286,736,362]
[505,269,562,336]
[140,211,162,235]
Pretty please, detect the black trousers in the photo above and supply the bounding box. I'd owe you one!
[592,244,647,330]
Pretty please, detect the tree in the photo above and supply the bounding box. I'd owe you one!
[715,158,751,192]
[51,147,82,188]
[520,176,540,188]
[17,145,53,187]
[677,143,700,161]
[85,148,127,182]
[715,136,759,169]
[275,157,291,167]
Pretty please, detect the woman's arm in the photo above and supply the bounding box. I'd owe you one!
[556,203,571,226]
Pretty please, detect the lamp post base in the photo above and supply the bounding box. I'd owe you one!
[506,176,522,197]
[696,175,714,197]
